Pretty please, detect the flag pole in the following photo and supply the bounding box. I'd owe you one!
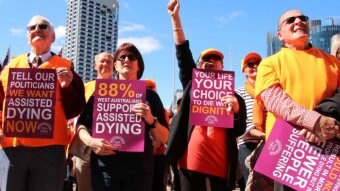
[172,45,176,112]
[229,46,233,71]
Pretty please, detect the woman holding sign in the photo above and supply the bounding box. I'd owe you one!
[165,1,247,191]
[77,43,169,191]
[235,52,267,189]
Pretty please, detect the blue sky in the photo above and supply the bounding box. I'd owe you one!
[0,0,339,107]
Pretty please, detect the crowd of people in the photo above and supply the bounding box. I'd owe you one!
[0,0,339,191]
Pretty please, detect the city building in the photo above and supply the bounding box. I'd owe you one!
[266,16,340,56]
[309,17,340,53]
[266,32,282,56]
[64,0,119,82]
[170,89,183,113]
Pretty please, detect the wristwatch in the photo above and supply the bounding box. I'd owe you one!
[149,117,158,129]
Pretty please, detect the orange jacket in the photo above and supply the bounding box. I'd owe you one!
[0,54,72,148]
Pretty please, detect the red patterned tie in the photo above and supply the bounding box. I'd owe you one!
[32,56,42,68]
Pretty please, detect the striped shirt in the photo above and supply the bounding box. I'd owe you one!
[235,87,261,145]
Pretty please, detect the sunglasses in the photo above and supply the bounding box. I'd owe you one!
[281,15,309,27]
[117,54,137,61]
[246,62,260,68]
[202,55,221,62]
[27,24,49,32]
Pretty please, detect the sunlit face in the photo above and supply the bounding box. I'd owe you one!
[94,52,114,79]
[114,51,139,80]
[199,54,223,71]
[27,16,55,51]
[277,10,310,48]
[243,58,260,80]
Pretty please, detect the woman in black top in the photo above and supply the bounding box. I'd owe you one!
[77,43,169,191]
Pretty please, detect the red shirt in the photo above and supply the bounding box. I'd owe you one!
[178,125,228,178]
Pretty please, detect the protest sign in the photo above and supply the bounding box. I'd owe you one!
[190,68,234,128]
[3,68,57,138]
[92,79,146,152]
[255,119,340,191]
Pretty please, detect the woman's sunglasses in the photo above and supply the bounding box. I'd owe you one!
[118,54,137,61]
[202,55,221,62]
[246,62,260,68]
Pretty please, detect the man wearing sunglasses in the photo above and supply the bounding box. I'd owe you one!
[165,0,247,191]
[0,15,85,191]
[254,9,340,190]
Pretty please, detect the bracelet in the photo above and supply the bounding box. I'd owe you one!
[173,28,182,31]
[149,117,158,129]
[77,125,88,133]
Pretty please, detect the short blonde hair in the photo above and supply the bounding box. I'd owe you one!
[330,33,340,57]
[94,52,113,64]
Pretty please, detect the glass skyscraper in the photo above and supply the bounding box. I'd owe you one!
[64,0,119,82]
[309,17,340,54]
[266,16,340,56]
[170,89,183,113]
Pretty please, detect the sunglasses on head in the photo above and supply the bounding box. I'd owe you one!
[27,24,49,32]
[281,15,309,27]
[117,54,137,61]
[246,61,260,68]
[202,55,221,62]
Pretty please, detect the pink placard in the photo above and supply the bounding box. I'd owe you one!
[189,69,234,128]
[92,79,146,152]
[255,119,340,191]
[3,68,57,138]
